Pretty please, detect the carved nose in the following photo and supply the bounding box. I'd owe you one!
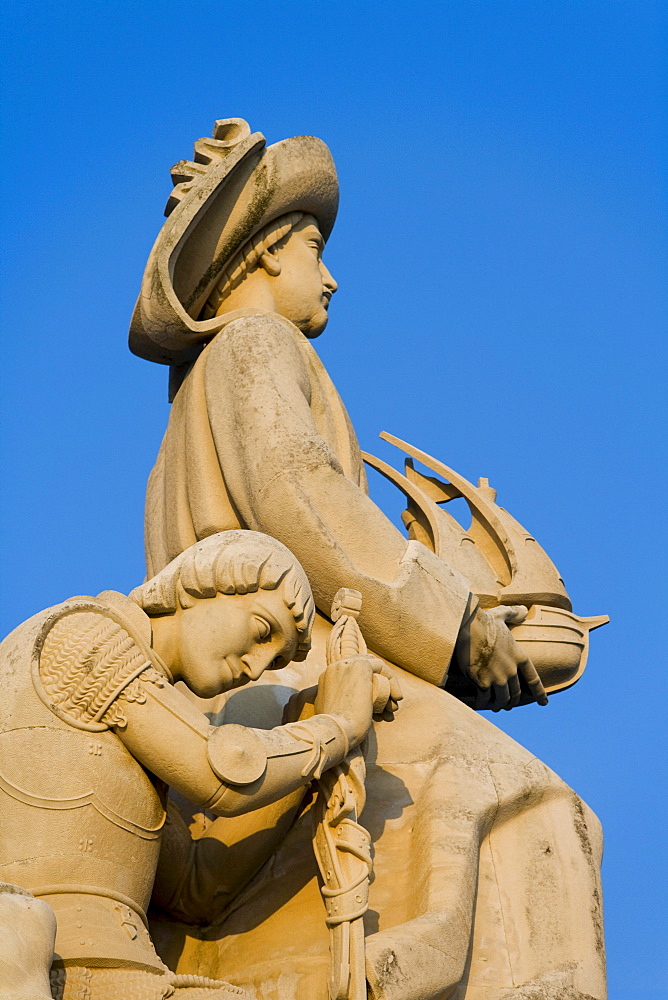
[244,650,276,679]
[322,264,338,294]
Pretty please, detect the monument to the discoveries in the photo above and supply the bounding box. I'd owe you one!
[0,118,608,1000]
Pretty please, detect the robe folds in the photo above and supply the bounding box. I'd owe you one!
[145,311,607,1000]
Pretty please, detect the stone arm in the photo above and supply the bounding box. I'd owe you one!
[112,670,351,818]
[204,315,473,685]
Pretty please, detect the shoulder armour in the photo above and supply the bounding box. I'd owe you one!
[34,598,159,731]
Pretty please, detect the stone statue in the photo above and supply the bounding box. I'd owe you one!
[124,119,608,999]
[1,116,609,1000]
[0,531,396,1000]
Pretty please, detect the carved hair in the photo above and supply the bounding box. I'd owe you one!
[130,530,314,660]
[200,211,305,320]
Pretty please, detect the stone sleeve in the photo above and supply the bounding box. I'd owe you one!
[205,715,349,815]
[204,315,472,685]
[111,675,351,819]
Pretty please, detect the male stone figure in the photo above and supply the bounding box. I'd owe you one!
[130,120,606,999]
[0,531,392,1000]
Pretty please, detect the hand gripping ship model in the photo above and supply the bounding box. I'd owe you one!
[1,117,609,1000]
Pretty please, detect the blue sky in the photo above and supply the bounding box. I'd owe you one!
[1,2,666,995]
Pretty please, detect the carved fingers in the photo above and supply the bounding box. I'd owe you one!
[518,656,548,707]
[459,605,548,711]
[371,659,402,718]
[313,654,401,747]
[508,672,522,708]
[314,655,376,747]
[493,604,529,626]
[283,659,401,731]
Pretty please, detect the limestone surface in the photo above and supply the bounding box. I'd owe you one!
[1,117,609,1000]
[134,119,608,999]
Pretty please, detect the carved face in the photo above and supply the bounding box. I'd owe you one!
[174,589,300,698]
[269,214,338,337]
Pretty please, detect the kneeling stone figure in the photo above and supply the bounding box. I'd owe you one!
[0,530,391,1000]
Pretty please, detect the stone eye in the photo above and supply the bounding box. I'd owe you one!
[254,616,271,641]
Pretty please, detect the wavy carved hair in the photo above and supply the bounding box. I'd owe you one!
[130,530,314,661]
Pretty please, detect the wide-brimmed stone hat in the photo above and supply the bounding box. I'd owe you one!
[129,118,339,365]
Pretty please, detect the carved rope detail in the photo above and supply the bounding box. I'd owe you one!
[313,590,372,1000]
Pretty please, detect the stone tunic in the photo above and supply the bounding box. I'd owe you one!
[0,588,343,988]
[143,312,607,1000]
[0,594,169,972]
[145,311,472,686]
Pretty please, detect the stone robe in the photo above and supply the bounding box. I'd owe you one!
[146,310,472,686]
[145,311,607,1000]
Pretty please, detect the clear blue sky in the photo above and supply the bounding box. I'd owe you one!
[1,2,666,996]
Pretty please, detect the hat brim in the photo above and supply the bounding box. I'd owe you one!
[129,129,339,365]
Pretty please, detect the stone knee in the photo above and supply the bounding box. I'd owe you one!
[0,883,56,1000]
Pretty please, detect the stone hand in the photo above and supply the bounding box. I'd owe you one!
[371,660,403,719]
[314,654,390,746]
[283,660,401,726]
[455,605,548,711]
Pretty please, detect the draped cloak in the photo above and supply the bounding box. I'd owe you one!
[144,311,607,1000]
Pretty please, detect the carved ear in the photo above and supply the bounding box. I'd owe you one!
[259,249,282,277]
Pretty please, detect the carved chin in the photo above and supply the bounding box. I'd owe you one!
[301,308,329,338]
